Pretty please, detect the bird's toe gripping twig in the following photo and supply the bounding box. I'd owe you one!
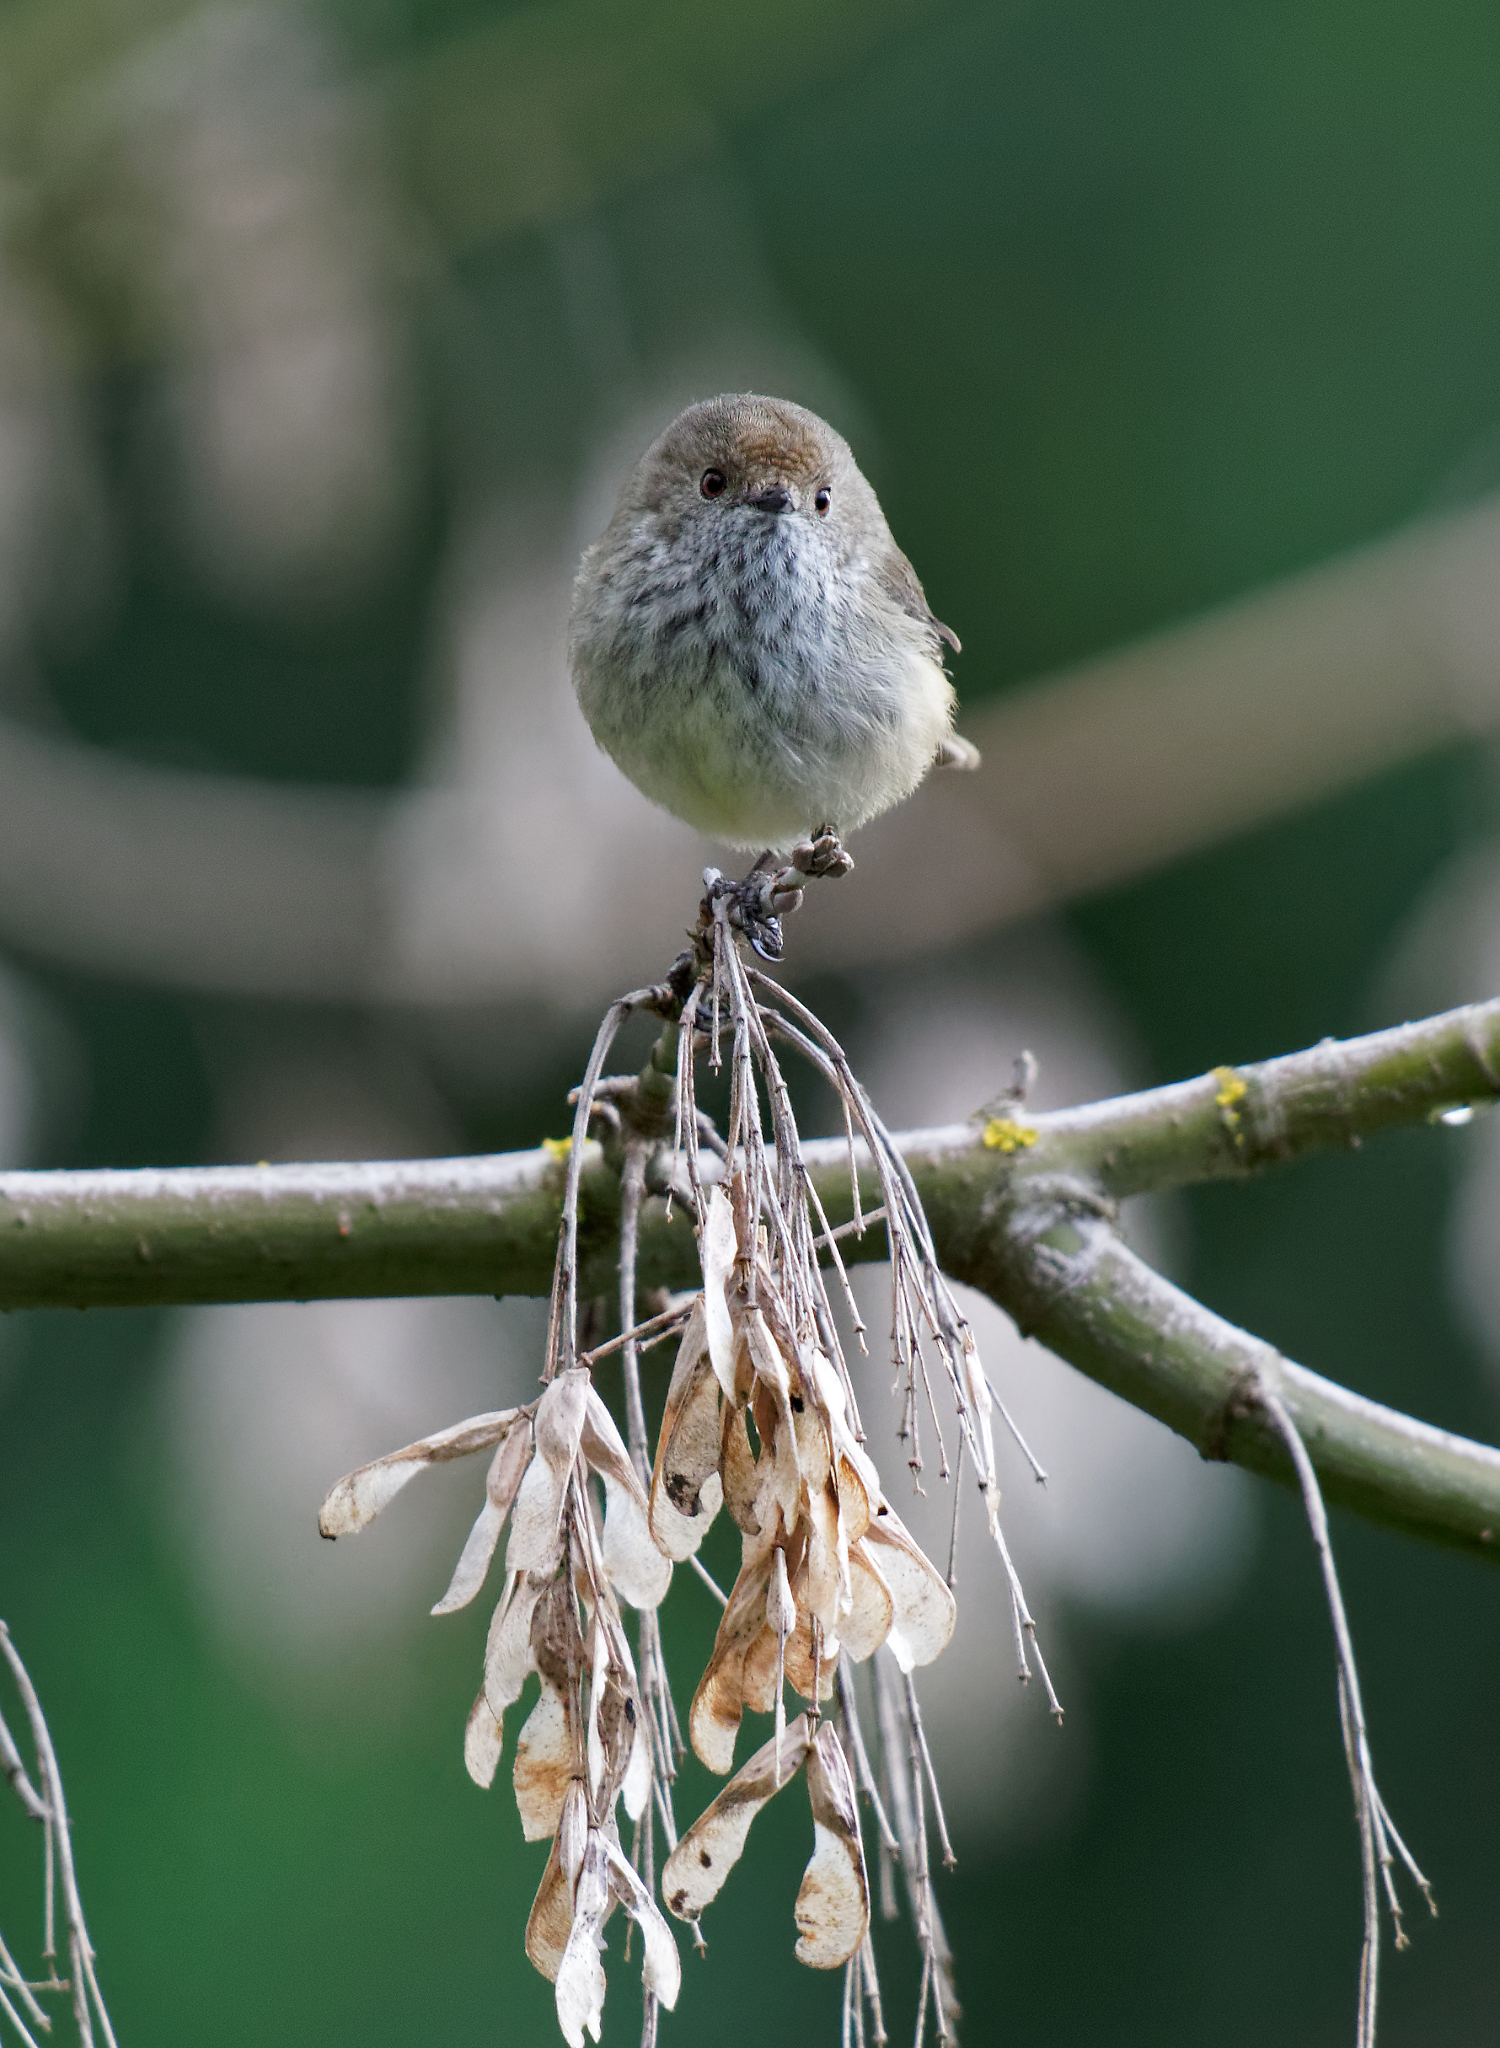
[699,832,853,963]
[792,828,855,880]
[698,854,798,962]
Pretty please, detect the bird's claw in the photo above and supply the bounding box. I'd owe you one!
[791,828,854,880]
[734,866,804,960]
[745,914,786,962]
[702,836,848,962]
[702,858,804,962]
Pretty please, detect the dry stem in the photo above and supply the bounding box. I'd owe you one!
[0,1624,118,2048]
[1255,1382,1436,2047]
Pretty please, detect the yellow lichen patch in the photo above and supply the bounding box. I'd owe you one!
[1211,1067,1247,1109]
[982,1117,1038,1154]
[1212,1066,1249,1146]
[541,1136,572,1159]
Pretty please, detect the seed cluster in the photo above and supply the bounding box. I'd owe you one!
[319,882,1059,2047]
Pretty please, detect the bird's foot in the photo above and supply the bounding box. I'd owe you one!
[701,832,850,962]
[790,827,854,880]
[702,853,805,962]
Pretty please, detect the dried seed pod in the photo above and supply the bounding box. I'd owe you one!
[795,1724,870,1970]
[585,1612,631,1808]
[782,1609,839,1705]
[701,1185,740,1400]
[859,1508,957,1671]
[530,1784,680,2043]
[526,1785,587,1982]
[719,1402,761,1535]
[834,1449,873,1548]
[662,1714,816,1921]
[840,1546,896,1661]
[476,1570,549,1755]
[506,1372,590,1574]
[621,1702,652,1822]
[648,1303,726,1558]
[769,1544,797,1643]
[599,1834,681,2012]
[740,1622,782,1716]
[554,1831,611,2047]
[514,1677,577,1843]
[432,1420,534,1614]
[463,1685,505,1790]
[583,1390,672,1609]
[803,1475,846,1636]
[690,1553,773,1773]
[317,1408,523,1536]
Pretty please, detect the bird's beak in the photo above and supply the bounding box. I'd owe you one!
[746,482,795,514]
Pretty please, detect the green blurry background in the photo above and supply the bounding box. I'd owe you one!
[1,0,1499,2041]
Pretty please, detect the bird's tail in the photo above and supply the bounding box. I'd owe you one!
[935,733,981,771]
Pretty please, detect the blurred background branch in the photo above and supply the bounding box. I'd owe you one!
[0,466,1497,1004]
[0,0,1497,1010]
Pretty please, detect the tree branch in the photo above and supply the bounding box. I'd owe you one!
[1027,994,1500,1196]
[2,1001,1497,1561]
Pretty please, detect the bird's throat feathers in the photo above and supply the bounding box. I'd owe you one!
[608,501,847,700]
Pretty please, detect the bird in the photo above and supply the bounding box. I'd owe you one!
[567,394,979,871]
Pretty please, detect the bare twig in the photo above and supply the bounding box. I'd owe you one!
[809,1205,888,1253]
[685,1556,728,1609]
[872,1653,959,2042]
[549,982,670,1377]
[617,1143,652,1489]
[836,1659,900,1856]
[1256,1382,1435,2048]
[617,1127,680,2048]
[989,1520,1064,1721]
[0,1625,118,2048]
[982,1373,1048,1486]
[903,1676,956,1872]
[0,1709,48,1826]
[0,1925,50,2037]
[580,1298,695,1368]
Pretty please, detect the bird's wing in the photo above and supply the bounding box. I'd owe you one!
[876,547,961,657]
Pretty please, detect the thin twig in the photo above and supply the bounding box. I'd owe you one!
[990,1522,1064,1721]
[810,1205,888,1251]
[0,1980,41,2048]
[903,1676,957,1871]
[837,1657,899,1854]
[0,1624,118,2048]
[872,1654,958,2040]
[0,1709,49,1825]
[860,1935,888,2047]
[580,1298,695,1368]
[550,988,653,1375]
[0,1929,48,2031]
[1257,1379,1433,2048]
[686,1555,728,1609]
[616,1143,652,1490]
[982,1372,1048,1485]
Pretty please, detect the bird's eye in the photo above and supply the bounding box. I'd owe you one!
[814,487,832,517]
[700,469,727,499]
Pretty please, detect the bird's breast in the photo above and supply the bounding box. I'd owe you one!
[623,520,845,702]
